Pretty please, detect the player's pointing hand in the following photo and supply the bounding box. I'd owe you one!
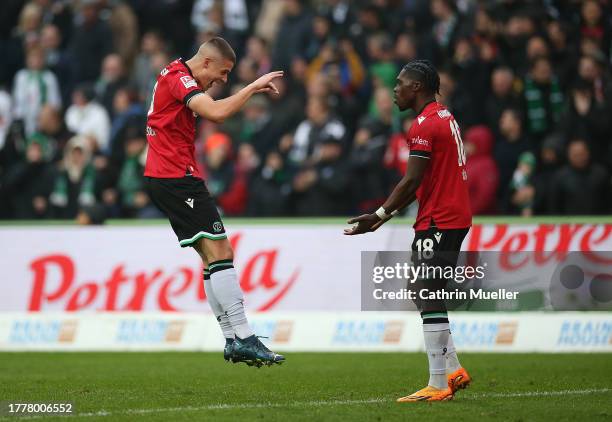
[250,71,284,95]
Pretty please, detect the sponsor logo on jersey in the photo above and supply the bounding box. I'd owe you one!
[180,75,198,89]
[185,198,194,208]
[411,136,430,147]
[437,109,451,119]
[160,68,169,76]
[417,116,426,124]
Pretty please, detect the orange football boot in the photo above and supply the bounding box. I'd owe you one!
[397,386,454,402]
[447,367,471,393]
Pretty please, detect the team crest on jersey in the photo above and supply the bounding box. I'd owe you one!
[180,75,198,89]
[437,109,451,119]
[213,221,223,233]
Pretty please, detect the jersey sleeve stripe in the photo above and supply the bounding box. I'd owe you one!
[183,90,204,105]
[409,150,431,159]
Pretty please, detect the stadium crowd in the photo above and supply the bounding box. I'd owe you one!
[0,0,611,221]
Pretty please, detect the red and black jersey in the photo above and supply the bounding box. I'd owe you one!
[144,59,205,178]
[407,101,472,231]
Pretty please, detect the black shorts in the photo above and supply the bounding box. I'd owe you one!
[411,225,469,259]
[145,176,226,247]
[409,224,470,311]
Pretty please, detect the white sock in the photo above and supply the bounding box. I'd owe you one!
[203,271,234,339]
[423,323,450,389]
[209,262,254,339]
[446,331,461,372]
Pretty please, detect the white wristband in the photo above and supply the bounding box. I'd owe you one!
[375,207,392,221]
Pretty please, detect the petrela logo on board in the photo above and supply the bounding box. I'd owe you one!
[24,233,300,312]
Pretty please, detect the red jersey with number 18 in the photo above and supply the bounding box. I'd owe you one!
[144,58,205,178]
[407,101,472,231]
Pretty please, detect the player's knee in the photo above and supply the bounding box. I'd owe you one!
[205,239,234,263]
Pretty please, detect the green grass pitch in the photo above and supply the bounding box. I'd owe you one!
[1,352,611,421]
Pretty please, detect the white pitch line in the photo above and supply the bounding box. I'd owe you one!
[1,388,610,420]
[468,388,612,399]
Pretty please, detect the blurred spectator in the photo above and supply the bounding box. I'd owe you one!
[271,0,312,71]
[40,24,74,104]
[131,31,166,103]
[449,36,491,127]
[465,125,499,215]
[367,33,398,109]
[70,0,113,83]
[36,104,73,159]
[485,67,521,133]
[248,150,290,216]
[1,2,43,86]
[291,135,350,216]
[494,108,532,205]
[394,33,418,67]
[106,0,139,70]
[305,13,332,62]
[423,0,462,66]
[65,84,111,152]
[202,133,247,216]
[506,152,536,217]
[237,95,284,159]
[192,0,250,56]
[546,21,574,89]
[103,131,149,218]
[3,1,612,219]
[245,35,271,77]
[384,115,413,183]
[577,55,611,104]
[288,96,346,167]
[108,86,145,165]
[348,5,385,60]
[49,135,98,219]
[532,134,563,215]
[579,0,610,57]
[0,89,12,152]
[95,53,128,115]
[76,203,107,225]
[318,0,356,39]
[558,78,612,166]
[349,109,392,212]
[523,56,564,141]
[549,139,610,214]
[12,46,62,137]
[2,133,54,219]
[307,39,366,98]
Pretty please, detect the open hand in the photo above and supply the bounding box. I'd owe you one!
[343,213,386,235]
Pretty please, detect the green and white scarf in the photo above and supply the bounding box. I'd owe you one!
[524,77,563,134]
[50,164,96,208]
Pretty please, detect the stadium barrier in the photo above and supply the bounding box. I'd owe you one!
[1,311,610,352]
[0,218,611,352]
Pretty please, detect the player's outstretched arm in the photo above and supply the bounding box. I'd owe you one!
[344,156,429,235]
[188,71,283,123]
